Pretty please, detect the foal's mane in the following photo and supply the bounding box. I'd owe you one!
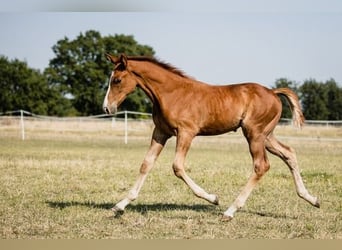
[127,56,192,79]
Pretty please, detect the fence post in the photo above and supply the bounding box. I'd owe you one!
[124,110,128,144]
[20,109,25,140]
[111,117,116,128]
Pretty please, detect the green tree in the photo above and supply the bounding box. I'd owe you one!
[0,55,68,115]
[325,79,342,120]
[45,31,154,116]
[273,78,299,119]
[299,79,329,120]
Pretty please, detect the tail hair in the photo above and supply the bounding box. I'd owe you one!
[273,88,305,128]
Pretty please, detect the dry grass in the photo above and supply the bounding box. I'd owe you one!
[0,120,341,239]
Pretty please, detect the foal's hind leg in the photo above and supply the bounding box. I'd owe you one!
[172,131,219,205]
[223,135,270,221]
[265,133,320,208]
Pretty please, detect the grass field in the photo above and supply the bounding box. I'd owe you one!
[0,121,341,239]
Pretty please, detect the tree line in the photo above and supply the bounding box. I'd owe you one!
[274,78,342,120]
[1,30,342,120]
[0,30,154,117]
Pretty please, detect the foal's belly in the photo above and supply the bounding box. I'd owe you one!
[198,120,242,136]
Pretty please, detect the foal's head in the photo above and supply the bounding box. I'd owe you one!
[103,53,138,114]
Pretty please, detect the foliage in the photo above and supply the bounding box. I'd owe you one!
[1,30,342,119]
[273,78,342,120]
[299,79,330,120]
[45,31,154,115]
[325,79,342,120]
[0,55,70,115]
[299,78,342,120]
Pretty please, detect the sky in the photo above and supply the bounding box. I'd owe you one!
[1,1,342,87]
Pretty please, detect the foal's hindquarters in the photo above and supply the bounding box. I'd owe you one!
[220,89,320,220]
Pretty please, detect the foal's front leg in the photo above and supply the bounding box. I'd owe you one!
[112,129,169,215]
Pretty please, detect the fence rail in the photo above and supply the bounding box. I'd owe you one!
[0,110,153,144]
[279,118,342,127]
[1,110,342,143]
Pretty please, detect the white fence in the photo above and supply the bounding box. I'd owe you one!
[0,110,153,144]
[279,118,342,127]
[1,110,342,143]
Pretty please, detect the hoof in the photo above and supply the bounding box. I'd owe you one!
[213,195,219,205]
[111,206,124,218]
[314,198,320,208]
[221,214,233,222]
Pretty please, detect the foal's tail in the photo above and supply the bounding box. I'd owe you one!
[273,88,305,128]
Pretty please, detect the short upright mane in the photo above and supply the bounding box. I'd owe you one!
[127,56,192,79]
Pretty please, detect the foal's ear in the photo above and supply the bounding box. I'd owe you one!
[105,53,118,64]
[105,53,128,68]
[119,53,128,68]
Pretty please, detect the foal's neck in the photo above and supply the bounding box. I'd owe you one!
[132,60,193,94]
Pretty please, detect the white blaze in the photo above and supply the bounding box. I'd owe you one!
[103,71,114,110]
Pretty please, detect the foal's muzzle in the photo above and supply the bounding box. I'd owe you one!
[103,103,117,115]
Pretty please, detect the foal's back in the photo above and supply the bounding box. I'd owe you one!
[194,82,282,136]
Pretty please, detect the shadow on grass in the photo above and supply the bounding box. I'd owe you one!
[46,201,297,220]
[46,200,113,210]
[46,200,218,215]
[240,209,298,220]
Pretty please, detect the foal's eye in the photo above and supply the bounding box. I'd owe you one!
[113,78,121,84]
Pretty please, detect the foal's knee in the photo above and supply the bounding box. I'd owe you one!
[140,162,149,174]
[254,161,270,179]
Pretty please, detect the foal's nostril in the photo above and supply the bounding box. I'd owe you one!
[104,107,109,114]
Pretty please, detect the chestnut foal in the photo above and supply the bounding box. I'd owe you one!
[103,53,319,220]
